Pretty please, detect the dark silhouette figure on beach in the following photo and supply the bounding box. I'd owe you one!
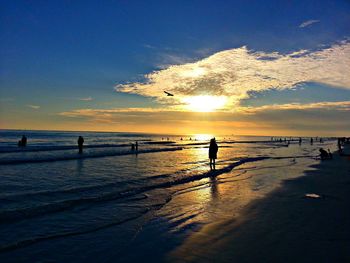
[209,138,218,171]
[131,143,135,151]
[77,136,84,154]
[135,141,138,151]
[337,138,343,154]
[310,138,313,145]
[319,148,329,160]
[299,137,302,145]
[18,135,27,147]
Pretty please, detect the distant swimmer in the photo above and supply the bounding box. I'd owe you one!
[77,136,84,154]
[18,135,27,147]
[209,138,218,171]
[164,91,174,96]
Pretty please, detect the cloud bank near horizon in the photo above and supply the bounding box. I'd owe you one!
[58,100,350,135]
[115,40,350,110]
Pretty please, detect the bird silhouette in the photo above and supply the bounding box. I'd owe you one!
[164,91,174,96]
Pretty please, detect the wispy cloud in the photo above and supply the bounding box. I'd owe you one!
[238,101,350,114]
[78,97,93,101]
[115,40,350,110]
[299,19,320,28]
[59,107,170,118]
[155,53,194,69]
[58,101,350,135]
[27,104,40,109]
[60,101,350,119]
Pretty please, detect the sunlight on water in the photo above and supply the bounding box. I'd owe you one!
[192,134,213,141]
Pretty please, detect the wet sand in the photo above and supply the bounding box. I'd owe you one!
[169,149,350,262]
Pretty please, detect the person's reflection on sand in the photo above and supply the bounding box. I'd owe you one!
[210,176,219,200]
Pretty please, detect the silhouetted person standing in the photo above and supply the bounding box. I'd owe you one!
[78,136,84,154]
[18,135,27,147]
[135,141,138,151]
[310,137,313,145]
[338,138,342,154]
[209,138,218,171]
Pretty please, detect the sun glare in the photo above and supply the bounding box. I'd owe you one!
[183,95,227,112]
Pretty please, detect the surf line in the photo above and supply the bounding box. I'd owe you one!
[0,156,270,226]
[0,147,184,165]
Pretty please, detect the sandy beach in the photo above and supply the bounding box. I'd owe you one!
[168,148,350,263]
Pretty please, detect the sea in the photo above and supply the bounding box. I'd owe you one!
[0,130,336,262]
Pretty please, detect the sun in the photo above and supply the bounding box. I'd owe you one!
[183,95,227,112]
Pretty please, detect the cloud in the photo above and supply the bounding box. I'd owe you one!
[299,19,320,28]
[155,53,194,69]
[237,101,350,114]
[78,97,93,101]
[59,107,169,118]
[27,105,40,109]
[58,101,350,135]
[60,101,350,119]
[115,40,350,110]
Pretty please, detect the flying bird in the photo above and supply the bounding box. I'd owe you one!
[164,91,174,96]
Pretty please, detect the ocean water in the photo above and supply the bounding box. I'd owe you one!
[0,130,336,262]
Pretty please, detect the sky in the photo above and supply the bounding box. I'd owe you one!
[1,0,350,136]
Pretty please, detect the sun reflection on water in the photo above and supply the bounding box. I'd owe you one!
[192,134,213,141]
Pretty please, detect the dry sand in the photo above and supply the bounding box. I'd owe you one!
[169,149,350,263]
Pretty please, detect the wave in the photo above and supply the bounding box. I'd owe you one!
[0,173,173,201]
[0,156,268,224]
[0,156,245,201]
[0,147,183,165]
[0,143,132,153]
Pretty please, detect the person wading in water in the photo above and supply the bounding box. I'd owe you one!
[209,138,218,171]
[78,136,84,154]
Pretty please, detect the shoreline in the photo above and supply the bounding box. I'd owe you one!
[168,148,350,262]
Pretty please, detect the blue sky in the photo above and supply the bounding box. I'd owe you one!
[1,0,350,135]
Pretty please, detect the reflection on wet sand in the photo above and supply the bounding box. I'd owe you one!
[162,155,318,262]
